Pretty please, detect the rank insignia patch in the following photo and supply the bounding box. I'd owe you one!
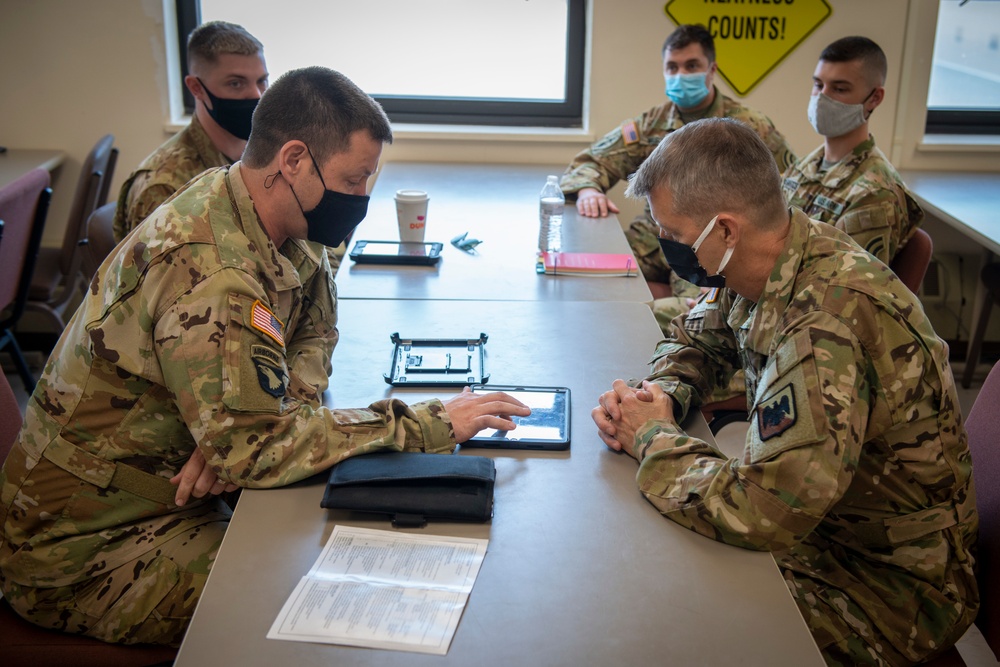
[757,383,796,441]
[621,120,639,145]
[251,300,285,347]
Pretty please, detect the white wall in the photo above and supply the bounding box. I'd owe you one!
[1,0,996,332]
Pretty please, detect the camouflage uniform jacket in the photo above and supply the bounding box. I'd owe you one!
[781,135,923,264]
[559,88,796,214]
[112,114,230,243]
[634,209,977,663]
[1,163,457,590]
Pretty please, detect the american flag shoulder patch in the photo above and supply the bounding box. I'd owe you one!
[251,300,285,347]
[621,120,640,145]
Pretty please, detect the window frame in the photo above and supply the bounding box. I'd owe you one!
[924,0,1000,136]
[175,0,586,128]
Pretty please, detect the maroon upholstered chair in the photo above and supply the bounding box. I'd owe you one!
[0,372,177,666]
[890,228,934,296]
[0,168,51,392]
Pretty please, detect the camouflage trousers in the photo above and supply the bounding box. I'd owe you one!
[783,569,964,667]
[2,517,228,647]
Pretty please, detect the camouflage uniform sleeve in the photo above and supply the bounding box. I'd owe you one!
[114,171,177,242]
[835,187,924,264]
[284,254,338,406]
[559,111,658,199]
[634,313,866,551]
[154,270,456,489]
[645,290,742,419]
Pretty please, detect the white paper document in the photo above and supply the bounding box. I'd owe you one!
[267,525,488,655]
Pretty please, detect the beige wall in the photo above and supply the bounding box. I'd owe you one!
[0,0,996,249]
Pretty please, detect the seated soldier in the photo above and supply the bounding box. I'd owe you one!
[113,20,268,243]
[559,23,795,299]
[0,66,529,647]
[782,35,922,265]
[593,118,977,667]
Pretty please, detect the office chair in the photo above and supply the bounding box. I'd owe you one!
[81,201,118,280]
[890,228,934,296]
[25,134,118,332]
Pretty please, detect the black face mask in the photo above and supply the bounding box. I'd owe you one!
[288,149,370,247]
[197,78,258,140]
[657,215,734,288]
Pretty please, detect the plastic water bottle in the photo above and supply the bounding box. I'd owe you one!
[538,175,565,252]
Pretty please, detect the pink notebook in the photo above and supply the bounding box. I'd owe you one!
[537,252,638,276]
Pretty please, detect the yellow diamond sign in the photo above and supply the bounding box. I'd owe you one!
[664,0,832,96]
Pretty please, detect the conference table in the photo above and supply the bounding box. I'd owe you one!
[175,298,823,666]
[900,170,1000,386]
[0,148,64,189]
[335,162,653,302]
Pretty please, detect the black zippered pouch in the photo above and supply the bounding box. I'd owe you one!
[320,452,496,527]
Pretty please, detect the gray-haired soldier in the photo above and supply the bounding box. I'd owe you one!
[593,118,977,666]
[1,67,529,647]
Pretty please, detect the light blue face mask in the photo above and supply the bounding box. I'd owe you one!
[665,72,710,109]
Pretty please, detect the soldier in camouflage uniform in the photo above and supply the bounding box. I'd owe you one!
[0,67,529,647]
[593,119,977,666]
[113,21,268,244]
[782,36,922,265]
[651,37,923,407]
[559,24,795,290]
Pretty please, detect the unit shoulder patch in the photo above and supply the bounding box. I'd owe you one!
[757,383,797,441]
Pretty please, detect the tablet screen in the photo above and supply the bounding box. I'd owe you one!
[465,385,570,449]
[356,241,436,258]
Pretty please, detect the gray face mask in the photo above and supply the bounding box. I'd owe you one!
[807,89,875,138]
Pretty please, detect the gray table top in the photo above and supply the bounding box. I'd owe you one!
[335,162,652,302]
[175,299,822,667]
[900,170,1000,255]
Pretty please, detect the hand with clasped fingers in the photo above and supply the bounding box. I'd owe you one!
[592,379,676,459]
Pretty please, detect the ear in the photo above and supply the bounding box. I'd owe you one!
[184,74,206,102]
[277,140,310,179]
[716,214,741,247]
[867,86,885,114]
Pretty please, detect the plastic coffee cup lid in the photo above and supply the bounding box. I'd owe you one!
[395,189,428,201]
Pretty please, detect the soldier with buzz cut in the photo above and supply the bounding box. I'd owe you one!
[113,20,269,244]
[559,23,795,295]
[592,118,978,666]
[782,35,922,265]
[0,66,529,647]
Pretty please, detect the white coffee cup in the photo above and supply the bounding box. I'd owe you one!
[394,189,429,242]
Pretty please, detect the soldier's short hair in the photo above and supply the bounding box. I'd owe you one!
[242,66,393,168]
[625,118,785,230]
[820,36,887,87]
[187,21,263,71]
[662,24,715,63]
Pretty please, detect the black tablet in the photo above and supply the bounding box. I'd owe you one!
[349,240,443,266]
[462,385,571,451]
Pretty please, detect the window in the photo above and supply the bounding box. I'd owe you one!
[176,0,585,127]
[925,0,1000,135]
